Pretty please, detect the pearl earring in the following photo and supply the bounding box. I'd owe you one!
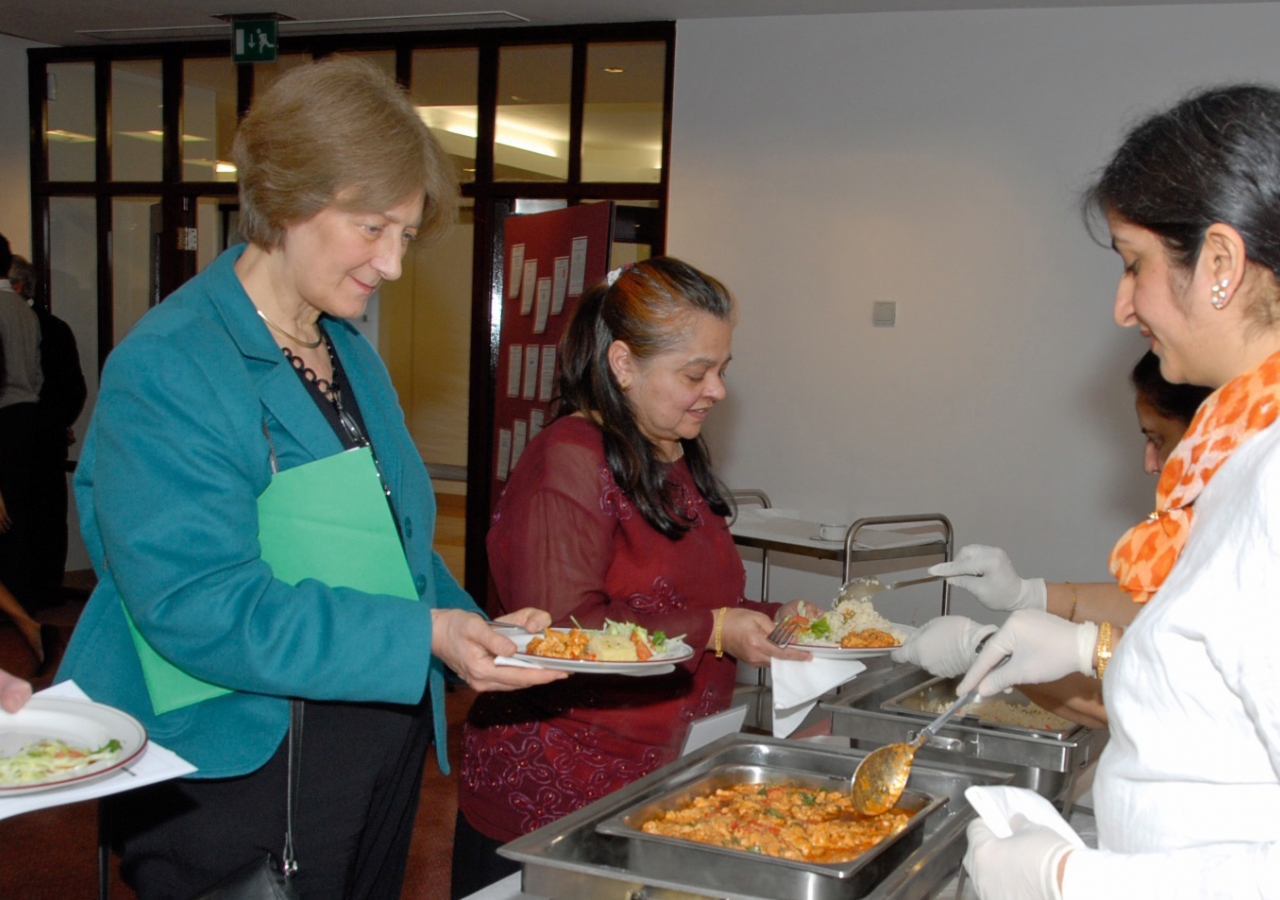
[1210,278,1230,310]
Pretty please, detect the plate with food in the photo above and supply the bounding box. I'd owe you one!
[0,697,148,794]
[791,597,914,659]
[506,620,694,676]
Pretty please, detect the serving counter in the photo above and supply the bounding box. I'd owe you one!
[482,660,1105,900]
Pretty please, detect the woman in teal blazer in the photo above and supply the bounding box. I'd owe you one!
[57,57,562,900]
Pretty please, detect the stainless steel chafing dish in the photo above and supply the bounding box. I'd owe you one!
[824,663,1107,804]
[499,733,1014,900]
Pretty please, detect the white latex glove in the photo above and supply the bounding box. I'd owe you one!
[956,609,1098,698]
[965,815,1075,900]
[929,544,1047,612]
[889,615,997,678]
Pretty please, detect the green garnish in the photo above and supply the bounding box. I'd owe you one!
[806,617,832,640]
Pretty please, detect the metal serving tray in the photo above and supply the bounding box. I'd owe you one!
[824,663,1107,802]
[498,733,1013,900]
[880,676,1079,740]
[595,763,946,892]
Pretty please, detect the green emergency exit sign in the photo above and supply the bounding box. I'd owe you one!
[232,20,278,63]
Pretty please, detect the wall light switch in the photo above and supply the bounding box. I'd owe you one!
[873,301,896,327]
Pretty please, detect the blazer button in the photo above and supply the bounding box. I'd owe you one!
[415,574,427,595]
[403,517,413,539]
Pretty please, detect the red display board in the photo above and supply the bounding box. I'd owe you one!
[490,202,614,514]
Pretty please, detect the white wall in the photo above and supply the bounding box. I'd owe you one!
[669,5,1280,624]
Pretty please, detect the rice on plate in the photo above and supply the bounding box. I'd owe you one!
[799,597,906,645]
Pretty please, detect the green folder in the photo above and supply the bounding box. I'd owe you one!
[126,446,419,716]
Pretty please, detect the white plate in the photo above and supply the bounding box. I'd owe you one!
[794,625,917,659]
[0,697,148,794]
[508,631,694,676]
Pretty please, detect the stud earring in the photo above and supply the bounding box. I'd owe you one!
[1211,278,1230,310]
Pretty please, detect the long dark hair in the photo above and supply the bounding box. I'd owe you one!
[555,257,735,539]
[1084,84,1280,325]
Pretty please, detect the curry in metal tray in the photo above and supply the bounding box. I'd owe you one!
[640,782,913,863]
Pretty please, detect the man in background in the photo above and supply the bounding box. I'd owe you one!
[0,232,47,608]
[10,253,86,606]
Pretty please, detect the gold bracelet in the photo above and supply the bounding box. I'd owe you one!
[714,607,728,659]
[1067,583,1079,623]
[1095,621,1114,679]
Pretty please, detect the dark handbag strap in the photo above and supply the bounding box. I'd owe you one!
[283,699,303,877]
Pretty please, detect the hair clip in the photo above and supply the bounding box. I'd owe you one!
[605,261,635,287]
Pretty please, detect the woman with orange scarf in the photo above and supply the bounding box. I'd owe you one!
[959,84,1280,899]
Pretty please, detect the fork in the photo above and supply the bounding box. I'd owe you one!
[767,616,802,648]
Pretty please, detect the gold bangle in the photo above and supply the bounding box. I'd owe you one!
[1067,583,1079,623]
[1095,621,1114,680]
[714,607,728,659]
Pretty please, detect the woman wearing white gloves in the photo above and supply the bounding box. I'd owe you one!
[895,355,1211,693]
[957,84,1280,900]
[889,545,1127,726]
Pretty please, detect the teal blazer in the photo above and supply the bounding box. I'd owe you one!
[58,245,479,778]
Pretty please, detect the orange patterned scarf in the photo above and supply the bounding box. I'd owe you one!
[1110,349,1280,602]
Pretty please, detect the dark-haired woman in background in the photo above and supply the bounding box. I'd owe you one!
[1131,350,1212,475]
[451,258,814,898]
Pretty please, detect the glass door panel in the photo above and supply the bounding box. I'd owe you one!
[196,197,239,273]
[48,196,98,438]
[412,48,479,185]
[496,45,571,182]
[111,196,161,343]
[111,60,163,182]
[182,58,238,182]
[45,62,96,182]
[583,42,665,184]
[378,200,474,580]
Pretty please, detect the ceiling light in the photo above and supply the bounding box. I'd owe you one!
[603,67,625,74]
[119,130,209,143]
[46,129,94,143]
[418,106,562,158]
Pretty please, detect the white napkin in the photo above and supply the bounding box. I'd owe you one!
[770,657,865,738]
[964,785,1085,846]
[0,680,197,822]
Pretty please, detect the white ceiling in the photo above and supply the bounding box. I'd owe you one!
[0,0,1261,49]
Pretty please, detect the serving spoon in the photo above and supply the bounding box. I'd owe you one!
[849,655,1009,815]
[835,571,944,604]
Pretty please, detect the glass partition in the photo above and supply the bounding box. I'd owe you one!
[583,42,665,183]
[45,62,96,182]
[111,196,162,342]
[496,45,571,182]
[196,197,240,273]
[412,48,479,184]
[48,196,99,438]
[111,60,163,182]
[182,58,238,182]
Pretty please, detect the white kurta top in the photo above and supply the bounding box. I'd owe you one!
[1064,421,1280,898]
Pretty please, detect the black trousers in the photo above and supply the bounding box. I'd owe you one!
[108,696,432,900]
[449,811,520,900]
[0,403,66,606]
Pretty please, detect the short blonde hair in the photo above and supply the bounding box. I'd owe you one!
[233,55,457,249]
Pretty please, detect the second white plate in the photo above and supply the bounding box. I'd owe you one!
[793,624,917,659]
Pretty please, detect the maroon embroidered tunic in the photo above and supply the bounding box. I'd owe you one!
[459,415,761,842]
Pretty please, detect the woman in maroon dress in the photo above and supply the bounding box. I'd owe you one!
[452,257,814,897]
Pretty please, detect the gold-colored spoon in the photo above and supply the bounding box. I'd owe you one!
[850,655,1008,815]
